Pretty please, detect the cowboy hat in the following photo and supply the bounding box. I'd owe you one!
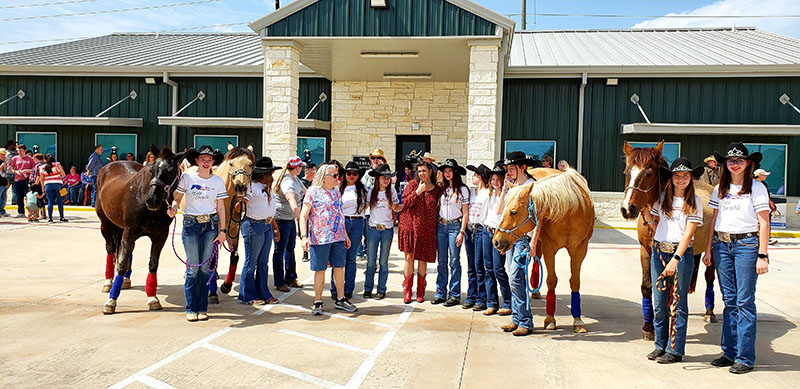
[439,158,467,176]
[368,163,396,178]
[186,145,224,166]
[345,161,368,177]
[703,155,717,164]
[466,163,490,180]
[504,151,539,167]
[421,152,436,162]
[369,149,387,161]
[252,156,281,174]
[489,160,507,176]
[660,157,704,179]
[713,142,762,164]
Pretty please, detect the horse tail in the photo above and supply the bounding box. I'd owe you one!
[530,168,591,223]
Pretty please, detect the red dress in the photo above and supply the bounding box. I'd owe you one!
[398,179,443,263]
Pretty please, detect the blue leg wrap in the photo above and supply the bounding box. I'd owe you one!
[570,291,581,318]
[109,275,124,300]
[123,254,132,278]
[642,297,654,323]
[705,283,715,310]
[209,272,218,293]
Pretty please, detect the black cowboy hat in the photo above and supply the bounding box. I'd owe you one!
[368,163,396,178]
[504,151,540,167]
[345,161,368,177]
[439,158,467,175]
[660,157,705,179]
[253,156,281,174]
[466,163,491,180]
[489,160,507,176]
[186,145,224,166]
[713,142,762,164]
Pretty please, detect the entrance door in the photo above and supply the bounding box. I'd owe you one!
[395,135,430,174]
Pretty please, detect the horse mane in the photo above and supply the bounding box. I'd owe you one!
[626,147,666,169]
[530,169,592,223]
[225,147,255,162]
[158,146,175,160]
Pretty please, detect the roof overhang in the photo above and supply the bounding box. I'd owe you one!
[157,116,330,130]
[0,116,142,127]
[505,65,800,78]
[0,64,321,78]
[622,123,800,136]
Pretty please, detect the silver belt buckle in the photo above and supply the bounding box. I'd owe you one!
[718,232,731,243]
[658,241,676,254]
[265,217,274,224]
[376,224,387,231]
[197,214,211,223]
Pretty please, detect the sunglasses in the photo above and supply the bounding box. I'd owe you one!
[726,159,746,166]
[328,173,340,179]
[345,171,358,176]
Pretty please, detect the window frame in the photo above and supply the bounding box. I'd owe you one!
[503,139,557,163]
[16,131,58,159]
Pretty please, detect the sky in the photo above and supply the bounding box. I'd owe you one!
[0,0,798,53]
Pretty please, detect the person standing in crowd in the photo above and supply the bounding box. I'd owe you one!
[702,142,770,374]
[272,156,306,292]
[700,155,721,186]
[238,157,281,306]
[640,158,705,364]
[299,163,316,263]
[432,159,470,307]
[541,155,553,169]
[3,140,17,206]
[78,170,92,206]
[86,144,104,207]
[464,164,490,311]
[37,154,67,223]
[364,164,402,300]
[63,166,82,205]
[0,148,8,217]
[125,153,135,162]
[557,160,570,172]
[399,161,443,304]
[333,162,368,300]
[358,149,387,260]
[29,153,45,189]
[300,164,357,314]
[753,169,778,245]
[143,151,156,166]
[483,161,512,316]
[9,144,35,217]
[167,145,228,322]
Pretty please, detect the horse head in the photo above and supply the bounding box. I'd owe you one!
[621,141,666,220]
[223,145,255,197]
[145,146,187,211]
[492,183,536,254]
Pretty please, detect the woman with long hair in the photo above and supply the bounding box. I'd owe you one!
[364,164,403,300]
[641,158,704,364]
[464,164,489,311]
[482,161,512,316]
[143,151,156,166]
[702,142,770,374]
[333,161,368,300]
[271,156,306,292]
[432,159,470,307]
[37,153,67,222]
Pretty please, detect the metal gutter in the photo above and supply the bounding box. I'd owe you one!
[503,64,800,77]
[621,123,800,136]
[157,116,330,130]
[163,72,179,150]
[0,116,142,127]
[576,72,587,173]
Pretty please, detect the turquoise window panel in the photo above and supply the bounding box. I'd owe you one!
[96,133,137,164]
[297,137,326,166]
[628,142,681,165]
[745,143,787,196]
[504,140,556,162]
[194,135,238,154]
[17,132,57,159]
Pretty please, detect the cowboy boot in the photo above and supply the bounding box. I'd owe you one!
[416,273,426,303]
[403,274,414,304]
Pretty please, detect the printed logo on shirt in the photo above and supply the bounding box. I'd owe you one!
[189,184,214,201]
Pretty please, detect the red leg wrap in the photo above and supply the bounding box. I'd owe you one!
[105,254,115,279]
[530,260,541,289]
[546,289,556,316]
[145,273,157,297]
[225,264,237,284]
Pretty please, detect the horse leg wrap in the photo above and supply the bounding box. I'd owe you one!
[145,273,157,297]
[225,262,237,285]
[123,254,133,278]
[530,260,541,290]
[209,272,218,293]
[546,289,556,316]
[109,275,124,300]
[705,283,715,310]
[642,297,654,323]
[104,254,114,280]
[570,291,582,318]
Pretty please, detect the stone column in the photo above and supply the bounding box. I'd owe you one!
[466,41,502,167]
[262,41,302,163]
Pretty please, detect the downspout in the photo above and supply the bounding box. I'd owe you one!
[163,72,179,150]
[576,72,587,173]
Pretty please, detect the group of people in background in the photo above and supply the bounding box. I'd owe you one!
[0,140,68,222]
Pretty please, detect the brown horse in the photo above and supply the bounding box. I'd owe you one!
[98,146,188,314]
[620,141,716,341]
[493,168,595,333]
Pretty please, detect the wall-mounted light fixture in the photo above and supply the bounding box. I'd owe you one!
[629,93,651,124]
[361,51,418,58]
[383,73,431,79]
[144,77,163,85]
[779,93,800,115]
[606,78,618,86]
[0,89,25,106]
[370,0,388,9]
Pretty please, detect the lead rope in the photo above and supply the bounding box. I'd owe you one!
[170,217,220,286]
[506,199,544,308]
[654,244,680,351]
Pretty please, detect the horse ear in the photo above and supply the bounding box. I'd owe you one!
[227,142,234,151]
[247,144,253,152]
[623,142,633,155]
[150,144,159,155]
[654,140,664,155]
[160,146,174,159]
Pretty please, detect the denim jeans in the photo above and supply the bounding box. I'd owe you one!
[364,225,393,294]
[90,175,98,207]
[465,227,487,305]
[481,229,511,309]
[435,221,463,300]
[651,246,694,356]
[68,185,82,204]
[44,183,64,219]
[713,235,759,367]
[357,215,369,257]
[332,217,364,296]
[0,184,7,215]
[239,218,275,303]
[182,215,218,314]
[272,219,298,287]
[509,237,533,329]
[13,180,28,215]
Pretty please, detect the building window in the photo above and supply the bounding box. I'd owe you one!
[298,137,326,165]
[16,131,57,158]
[194,135,238,154]
[745,143,787,195]
[504,140,556,163]
[628,141,681,165]
[96,133,137,164]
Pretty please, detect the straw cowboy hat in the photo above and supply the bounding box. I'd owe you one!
[421,152,437,162]
[369,148,387,161]
[703,155,717,164]
[753,168,771,177]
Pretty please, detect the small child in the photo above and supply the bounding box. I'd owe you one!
[25,189,44,222]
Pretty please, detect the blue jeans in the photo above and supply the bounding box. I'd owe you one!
[465,227,487,305]
[365,225,393,294]
[68,184,82,204]
[239,218,275,303]
[435,221,463,300]
[332,217,364,296]
[714,235,759,367]
[509,237,533,329]
[651,245,694,356]
[272,219,298,287]
[89,175,98,207]
[182,215,218,314]
[310,241,346,271]
[357,215,368,257]
[13,180,28,215]
[482,229,511,309]
[44,183,64,219]
[0,184,7,215]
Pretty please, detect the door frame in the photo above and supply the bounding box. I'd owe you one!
[395,135,431,174]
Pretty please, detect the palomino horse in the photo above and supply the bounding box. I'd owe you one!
[620,141,716,341]
[493,168,595,333]
[98,146,187,314]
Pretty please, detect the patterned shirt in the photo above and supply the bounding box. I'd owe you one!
[304,186,347,245]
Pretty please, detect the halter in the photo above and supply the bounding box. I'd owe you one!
[229,168,251,183]
[495,196,544,305]
[225,167,251,242]
[624,170,659,195]
[496,197,539,241]
[149,170,181,206]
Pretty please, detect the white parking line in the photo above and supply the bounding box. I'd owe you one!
[135,375,176,389]
[277,329,371,355]
[280,303,393,328]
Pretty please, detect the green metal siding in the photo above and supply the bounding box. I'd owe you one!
[266,0,495,37]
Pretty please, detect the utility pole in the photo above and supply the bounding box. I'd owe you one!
[521,0,526,30]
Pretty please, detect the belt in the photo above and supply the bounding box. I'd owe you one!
[653,240,692,254]
[486,226,497,234]
[715,231,758,243]
[345,215,364,220]
[246,216,274,224]
[439,217,462,225]
[373,223,391,231]
[186,213,217,223]
[467,223,480,231]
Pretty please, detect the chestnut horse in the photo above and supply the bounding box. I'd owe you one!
[493,168,595,333]
[98,146,188,314]
[620,141,716,341]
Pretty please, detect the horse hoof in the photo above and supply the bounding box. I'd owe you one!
[121,278,132,289]
[530,292,542,300]
[103,299,117,314]
[101,279,112,293]
[573,319,587,333]
[219,282,232,295]
[209,295,220,304]
[544,319,557,331]
[147,297,162,311]
[704,313,717,323]
[642,330,655,341]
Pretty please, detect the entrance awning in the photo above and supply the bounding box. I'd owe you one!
[157,116,330,130]
[0,116,142,127]
[622,123,800,136]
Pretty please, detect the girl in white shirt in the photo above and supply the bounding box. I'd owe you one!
[363,164,402,299]
[433,159,470,307]
[483,161,512,315]
[334,161,369,300]
[464,164,490,311]
[641,157,704,364]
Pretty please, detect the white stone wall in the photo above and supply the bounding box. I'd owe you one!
[330,81,468,166]
[467,44,501,168]
[262,44,299,164]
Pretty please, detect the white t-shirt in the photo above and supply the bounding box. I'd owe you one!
[367,187,398,227]
[176,172,228,216]
[483,194,502,229]
[244,182,276,220]
[439,186,470,220]
[468,188,490,225]
[341,185,366,217]
[650,193,704,243]
[708,180,770,234]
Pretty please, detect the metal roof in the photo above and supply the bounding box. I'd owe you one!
[507,27,800,76]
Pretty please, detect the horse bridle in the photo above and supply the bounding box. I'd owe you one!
[226,166,252,242]
[149,171,181,206]
[624,167,660,195]
[496,198,539,241]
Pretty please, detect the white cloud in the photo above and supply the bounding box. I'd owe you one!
[633,0,800,38]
